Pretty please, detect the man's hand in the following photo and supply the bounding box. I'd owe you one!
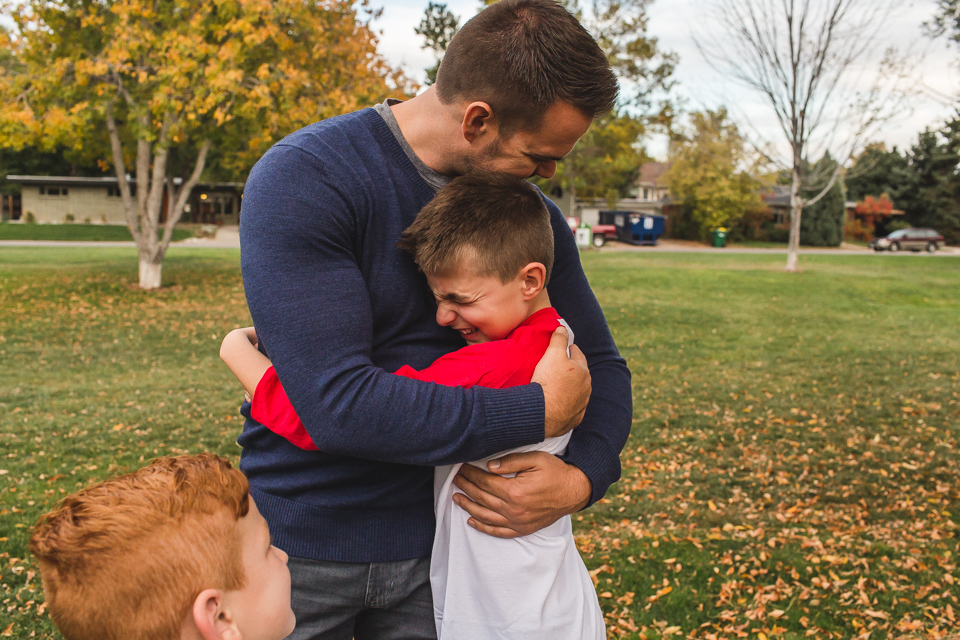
[531,327,591,438]
[452,451,592,538]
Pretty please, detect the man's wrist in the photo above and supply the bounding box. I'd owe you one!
[565,463,592,512]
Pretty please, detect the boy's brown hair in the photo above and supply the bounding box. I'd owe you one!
[29,454,250,640]
[435,0,618,136]
[398,173,554,284]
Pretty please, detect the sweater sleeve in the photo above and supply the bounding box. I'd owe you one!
[240,143,544,466]
[544,200,634,506]
[251,344,503,451]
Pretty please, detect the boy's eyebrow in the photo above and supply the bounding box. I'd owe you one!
[433,291,476,304]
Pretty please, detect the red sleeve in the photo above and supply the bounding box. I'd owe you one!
[394,341,506,387]
[250,367,319,451]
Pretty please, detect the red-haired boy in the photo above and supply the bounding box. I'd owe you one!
[30,454,296,640]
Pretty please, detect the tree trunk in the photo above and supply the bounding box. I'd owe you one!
[139,256,163,290]
[785,163,803,272]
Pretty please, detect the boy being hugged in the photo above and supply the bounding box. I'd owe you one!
[29,454,296,640]
[220,173,604,639]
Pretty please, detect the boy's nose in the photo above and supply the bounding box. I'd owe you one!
[436,303,456,327]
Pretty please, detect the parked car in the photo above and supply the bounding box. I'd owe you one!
[869,228,944,252]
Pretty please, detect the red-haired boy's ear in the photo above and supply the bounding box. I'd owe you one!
[519,262,547,300]
[188,589,240,640]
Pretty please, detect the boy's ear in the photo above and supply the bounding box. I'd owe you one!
[190,589,241,640]
[519,262,547,300]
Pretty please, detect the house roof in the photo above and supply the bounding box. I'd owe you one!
[5,175,244,189]
[637,162,670,187]
[761,185,791,207]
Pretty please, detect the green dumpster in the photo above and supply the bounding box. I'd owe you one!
[711,227,728,248]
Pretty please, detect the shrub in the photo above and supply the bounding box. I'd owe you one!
[25,211,36,224]
[844,217,874,242]
[64,213,75,223]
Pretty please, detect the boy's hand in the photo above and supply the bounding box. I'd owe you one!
[452,452,591,538]
[531,327,591,439]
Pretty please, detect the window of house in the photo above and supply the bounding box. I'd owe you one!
[643,188,650,200]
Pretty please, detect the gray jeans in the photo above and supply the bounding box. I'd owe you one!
[286,555,437,640]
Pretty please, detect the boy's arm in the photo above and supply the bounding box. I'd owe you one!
[220,328,272,398]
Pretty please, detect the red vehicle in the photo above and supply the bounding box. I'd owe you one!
[590,224,617,247]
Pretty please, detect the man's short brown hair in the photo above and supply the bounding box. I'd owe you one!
[435,0,618,135]
[398,173,554,284]
[29,454,250,640]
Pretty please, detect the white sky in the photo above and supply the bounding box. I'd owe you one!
[373,0,960,161]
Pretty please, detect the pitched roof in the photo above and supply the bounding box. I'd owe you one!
[638,162,670,187]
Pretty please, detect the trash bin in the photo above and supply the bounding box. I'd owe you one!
[574,225,593,249]
[711,228,728,248]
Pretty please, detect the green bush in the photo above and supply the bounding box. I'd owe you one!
[25,211,36,223]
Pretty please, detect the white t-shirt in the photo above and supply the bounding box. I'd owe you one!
[429,325,605,639]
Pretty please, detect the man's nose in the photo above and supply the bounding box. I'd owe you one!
[535,160,557,179]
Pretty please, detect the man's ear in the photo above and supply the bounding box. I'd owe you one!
[189,589,241,640]
[461,101,497,143]
[519,262,547,300]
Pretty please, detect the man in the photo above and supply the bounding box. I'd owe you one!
[238,1,632,638]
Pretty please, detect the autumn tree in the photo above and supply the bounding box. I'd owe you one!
[695,0,913,271]
[0,0,410,289]
[665,109,767,241]
[542,0,675,202]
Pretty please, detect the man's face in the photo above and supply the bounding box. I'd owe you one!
[470,101,592,180]
[426,260,532,345]
[226,497,296,640]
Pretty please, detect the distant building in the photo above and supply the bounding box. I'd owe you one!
[555,161,672,227]
[5,175,243,225]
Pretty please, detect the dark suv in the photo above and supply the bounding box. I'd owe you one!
[869,228,944,252]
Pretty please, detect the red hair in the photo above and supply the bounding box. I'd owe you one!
[29,454,250,640]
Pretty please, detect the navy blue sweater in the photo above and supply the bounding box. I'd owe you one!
[238,108,632,562]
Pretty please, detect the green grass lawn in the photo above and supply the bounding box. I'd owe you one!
[1,249,958,639]
[0,222,194,242]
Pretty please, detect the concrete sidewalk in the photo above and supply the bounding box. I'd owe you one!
[0,226,241,249]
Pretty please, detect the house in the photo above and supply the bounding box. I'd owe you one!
[555,161,671,227]
[761,185,791,224]
[5,175,243,225]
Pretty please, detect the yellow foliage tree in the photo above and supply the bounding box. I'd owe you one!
[665,109,767,241]
[0,0,412,288]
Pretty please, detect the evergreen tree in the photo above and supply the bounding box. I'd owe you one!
[904,117,960,244]
[800,154,845,246]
